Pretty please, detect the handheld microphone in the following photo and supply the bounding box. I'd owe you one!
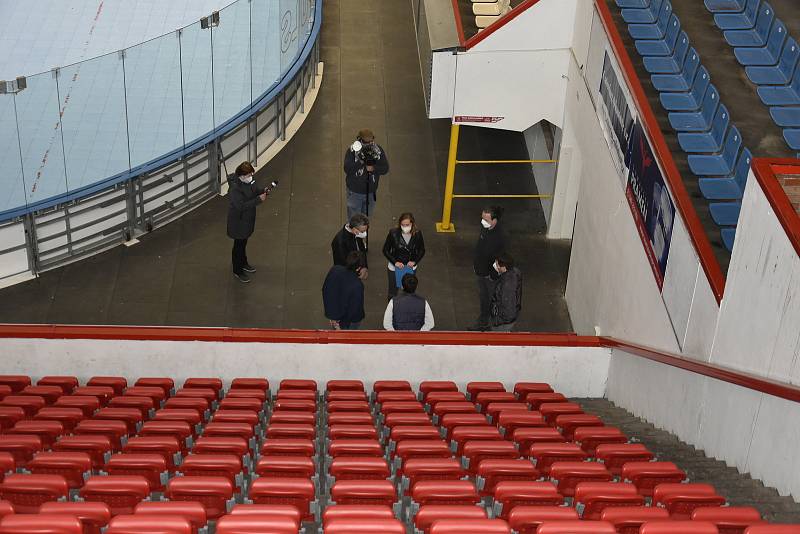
[264,180,279,194]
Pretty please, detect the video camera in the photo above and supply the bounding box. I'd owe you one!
[351,140,382,166]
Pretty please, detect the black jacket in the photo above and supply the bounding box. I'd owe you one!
[331,225,368,268]
[382,229,425,265]
[344,144,389,195]
[226,176,263,240]
[473,223,505,278]
[322,265,365,328]
[491,267,522,326]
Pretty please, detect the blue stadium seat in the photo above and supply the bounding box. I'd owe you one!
[721,228,737,251]
[651,49,700,91]
[644,32,689,72]
[660,67,710,111]
[758,67,800,105]
[668,86,720,131]
[709,202,742,226]
[688,127,742,175]
[714,0,760,30]
[769,106,800,127]
[636,16,681,56]
[784,129,800,149]
[723,3,774,47]
[745,38,799,85]
[698,148,752,200]
[734,20,786,66]
[628,1,672,40]
[622,0,664,24]
[704,0,746,13]
[616,0,650,9]
[678,105,730,152]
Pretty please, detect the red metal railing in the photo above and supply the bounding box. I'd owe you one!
[751,158,800,258]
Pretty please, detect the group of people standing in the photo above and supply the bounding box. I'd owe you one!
[225,128,522,331]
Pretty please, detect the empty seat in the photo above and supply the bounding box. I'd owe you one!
[162,397,209,418]
[0,454,14,481]
[73,420,128,452]
[375,390,416,404]
[451,426,503,454]
[573,481,644,519]
[328,391,369,402]
[411,480,479,508]
[513,427,567,452]
[133,378,174,396]
[152,410,201,429]
[477,459,540,496]
[230,378,269,392]
[105,454,167,492]
[329,439,384,458]
[475,392,517,409]
[328,456,390,481]
[0,376,32,393]
[330,424,380,440]
[395,440,452,469]
[643,31,689,73]
[21,386,64,405]
[486,402,529,422]
[440,414,489,438]
[212,410,260,427]
[425,392,467,409]
[330,479,396,507]
[573,426,628,454]
[433,403,478,422]
[493,481,564,518]
[323,504,394,527]
[28,452,92,489]
[498,411,546,436]
[539,403,583,425]
[415,505,488,533]
[183,378,222,397]
[554,414,604,440]
[526,393,567,410]
[329,401,372,413]
[324,518,406,534]
[380,401,426,417]
[72,387,115,407]
[0,435,43,467]
[724,2,774,47]
[216,514,300,534]
[536,520,616,533]
[229,504,301,526]
[255,455,316,479]
[92,408,143,434]
[0,514,83,534]
[266,423,316,440]
[698,148,752,200]
[329,412,376,427]
[373,380,412,394]
[270,411,316,426]
[8,420,65,449]
[135,501,207,533]
[0,407,25,433]
[52,436,112,470]
[327,380,365,392]
[279,379,317,392]
[123,437,181,470]
[529,443,588,475]
[86,377,127,396]
[202,422,255,443]
[429,518,510,534]
[652,483,726,519]
[80,475,151,516]
[139,421,193,452]
[34,407,85,433]
[595,444,654,475]
[220,397,266,414]
[39,501,112,534]
[692,506,763,533]
[175,388,217,405]
[166,476,234,520]
[0,474,69,513]
[260,438,315,457]
[53,396,100,417]
[507,506,579,534]
[652,48,701,92]
[621,461,686,496]
[601,506,670,534]
[462,440,519,472]
[401,458,466,493]
[466,382,505,401]
[1,395,46,417]
[513,383,554,399]
[548,463,613,497]
[124,387,166,408]
[179,454,243,486]
[640,520,720,534]
[249,477,316,520]
[419,381,459,400]
[104,514,191,534]
[276,390,317,401]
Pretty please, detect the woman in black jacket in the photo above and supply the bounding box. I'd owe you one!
[227,161,267,283]
[382,212,426,298]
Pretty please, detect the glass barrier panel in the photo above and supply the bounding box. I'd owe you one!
[180,19,215,145]
[212,0,253,128]
[59,52,129,193]
[0,95,25,214]
[251,0,281,101]
[280,0,301,73]
[14,70,68,206]
[124,31,184,169]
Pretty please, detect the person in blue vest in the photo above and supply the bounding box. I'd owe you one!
[322,251,366,330]
[382,274,434,331]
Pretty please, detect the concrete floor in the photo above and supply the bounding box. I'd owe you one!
[0,0,572,332]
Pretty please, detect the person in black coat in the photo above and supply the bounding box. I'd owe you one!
[322,251,366,330]
[331,213,370,279]
[489,254,522,331]
[470,206,506,330]
[344,128,389,219]
[227,161,267,283]
[382,212,426,299]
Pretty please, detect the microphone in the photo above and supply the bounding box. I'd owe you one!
[264,180,279,195]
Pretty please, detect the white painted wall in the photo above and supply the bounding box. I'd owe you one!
[607,348,800,499]
[711,171,800,383]
[0,338,611,398]
[468,0,578,53]
[523,121,556,226]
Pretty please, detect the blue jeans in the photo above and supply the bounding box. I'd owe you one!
[347,189,376,219]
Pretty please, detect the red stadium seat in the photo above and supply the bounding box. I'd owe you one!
[105,514,191,534]
[497,411,546,436]
[0,454,14,481]
[192,437,250,468]
[326,401,371,414]
[226,389,267,402]
[0,407,25,432]
[52,436,112,469]
[179,454,243,486]
[548,462,613,497]
[260,438,315,457]
[327,380,365,392]
[21,385,64,405]
[375,391,415,404]
[475,392,518,409]
[86,378,127,396]
[270,411,315,426]
[414,505,488,533]
[0,513,83,534]
[28,452,92,489]
[230,378,269,392]
[92,408,143,434]
[451,426,503,455]
[34,407,85,433]
[512,427,567,452]
[401,458,466,494]
[639,520,720,534]
[492,481,563,518]
[395,440,452,470]
[440,414,489,439]
[276,390,317,401]
[133,378,174,396]
[39,501,112,534]
[162,398,209,418]
[329,391,369,402]
[539,403,583,425]
[323,518,407,534]
[430,518,510,534]
[373,381,412,393]
[72,387,115,407]
[255,456,316,479]
[514,383,554,398]
[573,426,628,454]
[692,506,763,534]
[1,395,46,417]
[0,376,32,393]
[411,480,480,507]
[152,409,202,429]
[652,483,726,519]
[229,504,301,523]
[53,396,100,417]
[123,436,181,470]
[330,479,397,506]
[212,410,260,427]
[462,440,519,472]
[79,475,151,516]
[506,505,578,534]
[166,476,234,520]
[0,435,43,467]
[432,402,478,421]
[425,392,468,409]
[271,399,314,413]
[8,420,65,448]
[279,379,317,392]
[183,378,223,397]
[123,387,166,408]
[323,504,394,527]
[594,444,654,476]
[419,381,459,400]
[329,439,384,458]
[535,520,616,533]
[383,413,433,431]
[203,423,255,444]
[525,393,567,410]
[389,425,440,446]
[216,514,299,534]
[331,424,380,440]
[486,403,529,422]
[466,382,505,400]
[476,459,540,496]
[328,456,390,481]
[329,412,376,426]
[573,481,644,519]
[0,386,12,400]
[135,501,207,533]
[621,462,686,496]
[600,506,670,534]
[380,401,426,417]
[105,454,167,492]
[175,388,217,405]
[139,421,192,452]
[265,423,316,440]
[249,477,316,520]
[529,443,589,476]
[0,474,69,513]
[73,420,128,452]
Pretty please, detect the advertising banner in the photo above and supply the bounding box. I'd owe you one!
[598,51,634,186]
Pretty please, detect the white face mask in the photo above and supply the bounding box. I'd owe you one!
[493,261,501,273]
[240,174,254,184]
[401,225,412,234]
[481,219,492,229]
[356,230,367,239]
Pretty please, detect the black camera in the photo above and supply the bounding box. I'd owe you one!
[358,143,382,166]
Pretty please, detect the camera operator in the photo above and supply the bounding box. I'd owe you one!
[344,128,389,219]
[226,161,268,283]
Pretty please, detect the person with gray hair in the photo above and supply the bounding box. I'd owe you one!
[331,212,370,279]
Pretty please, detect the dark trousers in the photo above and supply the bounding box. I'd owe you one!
[232,238,248,274]
[387,269,399,299]
[476,275,498,325]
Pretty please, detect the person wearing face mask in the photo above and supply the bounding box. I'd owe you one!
[489,254,522,331]
[322,251,366,330]
[469,205,506,330]
[383,274,434,331]
[227,161,268,283]
[331,212,370,280]
[344,128,390,219]
[382,212,426,299]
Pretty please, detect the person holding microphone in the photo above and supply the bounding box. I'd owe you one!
[227,161,267,283]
